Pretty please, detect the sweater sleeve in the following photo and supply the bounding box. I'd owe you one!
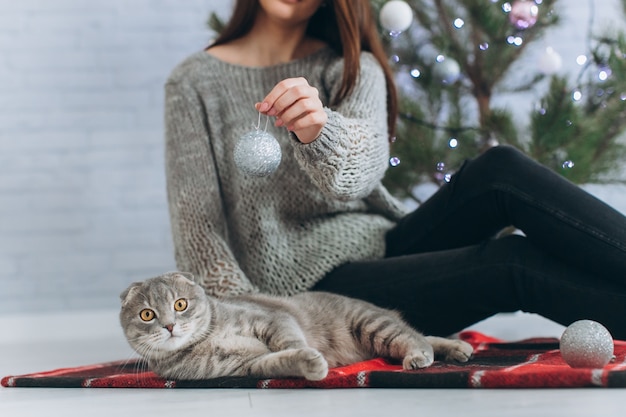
[164,81,259,297]
[291,52,391,201]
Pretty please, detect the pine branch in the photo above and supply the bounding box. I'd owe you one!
[380,0,625,192]
[432,0,470,67]
[207,12,224,34]
[399,112,481,134]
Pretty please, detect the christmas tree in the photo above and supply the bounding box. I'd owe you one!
[373,0,626,200]
[209,1,626,202]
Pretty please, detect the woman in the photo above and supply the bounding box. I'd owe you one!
[164,0,626,338]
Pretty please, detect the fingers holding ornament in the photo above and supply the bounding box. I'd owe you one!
[255,77,327,143]
[254,78,310,119]
[275,98,327,143]
[261,78,318,114]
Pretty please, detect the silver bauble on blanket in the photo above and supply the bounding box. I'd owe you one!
[560,319,614,368]
[234,130,282,177]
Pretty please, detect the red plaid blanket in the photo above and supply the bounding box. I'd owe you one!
[4,331,626,389]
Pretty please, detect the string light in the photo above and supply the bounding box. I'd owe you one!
[572,90,583,101]
[506,36,524,46]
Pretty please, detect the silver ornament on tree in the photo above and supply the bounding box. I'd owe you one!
[538,46,563,75]
[233,114,282,177]
[433,55,461,85]
[379,0,414,35]
[560,319,614,368]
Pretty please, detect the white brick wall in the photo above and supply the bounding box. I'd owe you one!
[0,0,623,316]
[0,0,232,315]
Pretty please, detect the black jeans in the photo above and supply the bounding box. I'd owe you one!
[313,146,626,338]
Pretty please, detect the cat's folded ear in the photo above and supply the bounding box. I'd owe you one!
[120,282,143,306]
[175,272,197,285]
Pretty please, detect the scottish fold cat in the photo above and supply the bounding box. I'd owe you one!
[120,272,473,381]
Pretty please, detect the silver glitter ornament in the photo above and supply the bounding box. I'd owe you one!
[233,130,282,177]
[560,320,614,368]
[433,56,461,85]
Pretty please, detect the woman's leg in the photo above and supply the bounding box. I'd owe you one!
[314,235,626,338]
[316,145,626,336]
[386,145,626,282]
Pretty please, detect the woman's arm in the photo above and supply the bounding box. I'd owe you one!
[165,81,258,297]
[292,53,391,201]
[255,53,390,202]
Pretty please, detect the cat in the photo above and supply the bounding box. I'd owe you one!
[119,272,474,381]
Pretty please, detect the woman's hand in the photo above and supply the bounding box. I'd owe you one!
[255,77,327,144]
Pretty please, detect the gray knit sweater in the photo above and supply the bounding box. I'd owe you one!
[164,47,409,297]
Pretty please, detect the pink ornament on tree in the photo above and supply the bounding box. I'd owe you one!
[509,0,539,30]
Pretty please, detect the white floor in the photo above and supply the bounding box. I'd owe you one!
[2,309,626,417]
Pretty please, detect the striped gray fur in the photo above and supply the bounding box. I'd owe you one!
[119,273,473,381]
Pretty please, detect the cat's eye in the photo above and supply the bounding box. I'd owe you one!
[174,298,188,312]
[139,308,155,322]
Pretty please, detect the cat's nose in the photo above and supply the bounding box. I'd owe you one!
[164,323,175,333]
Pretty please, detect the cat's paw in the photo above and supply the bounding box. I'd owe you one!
[426,336,474,363]
[402,349,434,370]
[443,340,474,362]
[297,348,329,381]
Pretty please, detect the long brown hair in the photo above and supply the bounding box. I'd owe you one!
[211,0,398,140]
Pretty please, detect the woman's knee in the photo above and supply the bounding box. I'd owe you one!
[477,145,528,169]
[461,145,535,186]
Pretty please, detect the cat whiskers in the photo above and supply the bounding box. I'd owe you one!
[121,352,149,385]
[125,337,158,384]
